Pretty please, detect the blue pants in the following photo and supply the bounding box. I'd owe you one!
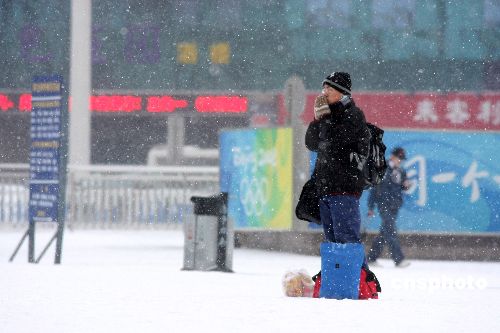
[367,207,404,264]
[319,195,369,270]
[319,195,362,243]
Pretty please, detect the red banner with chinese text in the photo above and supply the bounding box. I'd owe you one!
[2,91,500,131]
[300,92,500,131]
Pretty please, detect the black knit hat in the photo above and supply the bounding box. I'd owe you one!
[391,147,406,160]
[322,72,352,95]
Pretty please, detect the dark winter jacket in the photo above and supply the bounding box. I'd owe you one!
[368,161,408,211]
[305,98,370,197]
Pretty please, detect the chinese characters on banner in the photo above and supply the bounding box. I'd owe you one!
[301,93,500,233]
[406,157,496,206]
[300,92,500,131]
[363,131,500,233]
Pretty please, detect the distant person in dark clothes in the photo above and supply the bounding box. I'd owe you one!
[367,147,411,268]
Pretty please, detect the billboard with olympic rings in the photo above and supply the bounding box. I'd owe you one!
[219,127,293,229]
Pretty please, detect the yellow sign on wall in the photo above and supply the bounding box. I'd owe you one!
[210,42,231,64]
[177,42,198,64]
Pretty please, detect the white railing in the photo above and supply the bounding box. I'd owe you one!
[0,164,219,228]
[0,164,29,226]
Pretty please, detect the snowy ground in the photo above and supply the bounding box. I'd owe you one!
[1,228,499,333]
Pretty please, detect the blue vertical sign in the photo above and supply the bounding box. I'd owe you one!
[29,76,63,223]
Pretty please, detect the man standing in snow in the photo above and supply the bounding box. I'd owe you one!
[367,147,411,268]
[305,72,370,244]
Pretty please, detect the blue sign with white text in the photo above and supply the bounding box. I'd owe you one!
[29,75,63,223]
[364,131,500,233]
[311,130,500,233]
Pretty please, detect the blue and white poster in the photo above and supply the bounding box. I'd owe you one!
[360,130,500,233]
[220,128,293,229]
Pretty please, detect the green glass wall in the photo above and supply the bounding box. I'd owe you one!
[0,0,498,92]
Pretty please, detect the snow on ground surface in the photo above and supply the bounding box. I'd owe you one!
[1,228,499,333]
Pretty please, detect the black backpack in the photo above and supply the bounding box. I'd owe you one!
[361,123,387,189]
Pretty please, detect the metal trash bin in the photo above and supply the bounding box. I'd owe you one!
[183,192,233,272]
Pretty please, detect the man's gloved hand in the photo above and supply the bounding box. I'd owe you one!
[314,95,330,120]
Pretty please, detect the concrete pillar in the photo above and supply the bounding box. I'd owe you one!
[69,0,92,166]
[167,115,185,165]
[286,76,309,231]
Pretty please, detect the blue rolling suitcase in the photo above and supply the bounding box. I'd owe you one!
[319,242,364,299]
